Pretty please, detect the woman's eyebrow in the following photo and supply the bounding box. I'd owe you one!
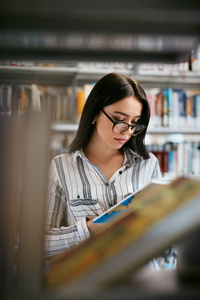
[113,111,141,118]
[113,111,129,117]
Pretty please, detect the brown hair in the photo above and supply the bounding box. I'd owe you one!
[69,73,150,159]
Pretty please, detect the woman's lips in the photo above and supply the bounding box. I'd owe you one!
[115,138,128,144]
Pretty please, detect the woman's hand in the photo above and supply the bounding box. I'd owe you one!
[86,218,106,235]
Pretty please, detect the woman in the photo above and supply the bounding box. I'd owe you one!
[45,73,162,257]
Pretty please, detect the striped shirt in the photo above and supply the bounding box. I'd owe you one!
[45,148,162,257]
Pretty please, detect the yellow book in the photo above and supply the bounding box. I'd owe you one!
[76,90,85,119]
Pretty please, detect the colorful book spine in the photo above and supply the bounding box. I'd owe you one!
[147,88,200,130]
[166,88,174,128]
[149,142,200,177]
[162,89,168,127]
[76,90,85,120]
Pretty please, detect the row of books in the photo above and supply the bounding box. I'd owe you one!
[1,84,200,131]
[0,84,77,123]
[0,83,200,129]
[147,142,200,176]
[77,85,200,131]
[147,88,200,129]
[0,84,41,115]
[39,86,76,123]
[60,84,200,128]
[0,83,94,124]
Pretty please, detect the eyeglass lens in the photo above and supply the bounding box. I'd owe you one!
[113,123,144,134]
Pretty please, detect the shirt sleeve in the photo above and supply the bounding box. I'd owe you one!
[44,159,90,257]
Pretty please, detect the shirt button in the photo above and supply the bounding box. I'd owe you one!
[119,171,122,175]
[77,195,80,198]
[106,183,109,186]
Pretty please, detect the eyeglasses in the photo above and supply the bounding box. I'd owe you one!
[101,109,147,136]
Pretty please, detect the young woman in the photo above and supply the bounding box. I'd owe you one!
[45,73,162,257]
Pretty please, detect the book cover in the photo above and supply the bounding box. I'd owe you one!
[166,88,173,128]
[173,90,179,128]
[194,94,200,128]
[92,192,136,223]
[93,178,171,224]
[155,92,163,127]
[76,90,85,120]
[177,89,186,127]
[162,89,168,127]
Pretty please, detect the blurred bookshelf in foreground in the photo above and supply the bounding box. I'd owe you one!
[45,176,200,299]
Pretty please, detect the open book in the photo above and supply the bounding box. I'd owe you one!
[93,177,171,223]
[45,176,200,298]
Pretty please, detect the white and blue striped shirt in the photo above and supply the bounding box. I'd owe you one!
[45,148,162,257]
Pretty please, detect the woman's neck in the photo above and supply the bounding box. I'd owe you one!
[83,134,122,163]
[83,137,124,181]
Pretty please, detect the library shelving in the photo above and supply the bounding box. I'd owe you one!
[0,64,200,175]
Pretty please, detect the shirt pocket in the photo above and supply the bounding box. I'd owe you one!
[68,198,104,220]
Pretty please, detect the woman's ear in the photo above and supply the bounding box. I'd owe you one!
[92,113,99,124]
[92,116,97,125]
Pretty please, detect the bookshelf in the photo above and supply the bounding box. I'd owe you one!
[1,64,200,176]
[1,64,200,86]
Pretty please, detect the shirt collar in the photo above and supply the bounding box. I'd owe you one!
[123,147,141,167]
[73,149,87,161]
[73,148,141,167]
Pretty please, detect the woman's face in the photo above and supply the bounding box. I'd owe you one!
[94,96,143,150]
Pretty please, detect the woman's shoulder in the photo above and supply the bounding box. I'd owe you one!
[52,149,84,163]
[148,151,157,159]
[52,150,76,163]
[53,151,70,160]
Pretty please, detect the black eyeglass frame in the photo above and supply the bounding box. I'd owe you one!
[101,109,147,136]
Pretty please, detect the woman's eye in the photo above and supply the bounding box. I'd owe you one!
[114,117,123,122]
[132,119,140,124]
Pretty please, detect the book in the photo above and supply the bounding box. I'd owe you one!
[162,89,168,127]
[151,144,169,174]
[154,92,163,127]
[93,178,170,224]
[76,90,85,120]
[45,176,200,298]
[177,89,186,128]
[149,141,200,177]
[166,88,173,128]
[146,87,200,130]
[92,192,137,224]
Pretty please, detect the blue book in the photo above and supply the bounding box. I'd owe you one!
[93,178,171,223]
[177,89,186,127]
[93,192,136,223]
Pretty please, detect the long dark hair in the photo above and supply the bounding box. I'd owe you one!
[69,73,150,159]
